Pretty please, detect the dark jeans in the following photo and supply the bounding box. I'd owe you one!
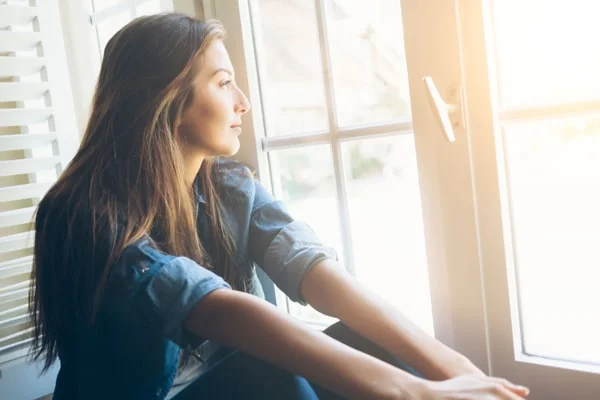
[174,322,422,400]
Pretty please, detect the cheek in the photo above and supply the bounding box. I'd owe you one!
[180,96,232,149]
[195,103,228,140]
[181,101,214,138]
[191,90,229,129]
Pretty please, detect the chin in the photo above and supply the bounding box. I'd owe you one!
[217,139,240,157]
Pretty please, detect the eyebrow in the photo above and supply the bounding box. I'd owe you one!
[211,68,234,78]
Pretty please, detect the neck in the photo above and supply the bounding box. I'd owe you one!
[183,152,205,188]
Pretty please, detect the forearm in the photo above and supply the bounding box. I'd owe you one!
[301,260,482,381]
[184,288,426,400]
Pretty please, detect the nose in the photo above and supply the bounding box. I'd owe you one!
[236,87,251,115]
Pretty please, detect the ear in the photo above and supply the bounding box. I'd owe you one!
[174,119,188,143]
[175,107,191,136]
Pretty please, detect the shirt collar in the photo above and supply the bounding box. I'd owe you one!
[193,176,207,205]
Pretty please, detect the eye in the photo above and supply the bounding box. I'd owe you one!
[220,79,232,88]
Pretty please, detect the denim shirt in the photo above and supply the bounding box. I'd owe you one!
[51,158,336,400]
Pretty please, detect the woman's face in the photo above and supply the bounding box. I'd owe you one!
[177,40,250,158]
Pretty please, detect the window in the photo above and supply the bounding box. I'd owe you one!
[213,0,435,333]
[211,0,600,397]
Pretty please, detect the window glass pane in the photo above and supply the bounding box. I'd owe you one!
[251,0,328,136]
[92,0,128,12]
[268,145,341,324]
[96,11,131,53]
[503,116,600,364]
[493,1,600,108]
[326,0,411,127]
[269,144,343,259]
[135,0,164,16]
[342,136,433,335]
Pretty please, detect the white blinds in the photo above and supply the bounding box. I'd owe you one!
[0,0,79,364]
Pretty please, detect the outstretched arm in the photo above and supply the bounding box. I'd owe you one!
[300,258,480,380]
[300,258,529,399]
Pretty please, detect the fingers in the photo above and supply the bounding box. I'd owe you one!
[490,377,530,398]
[498,385,527,400]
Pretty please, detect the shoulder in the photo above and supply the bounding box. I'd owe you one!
[107,237,173,288]
[212,157,255,184]
[211,157,257,203]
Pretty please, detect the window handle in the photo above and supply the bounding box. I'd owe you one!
[422,76,462,143]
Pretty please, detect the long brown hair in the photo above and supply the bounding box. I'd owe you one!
[29,13,247,373]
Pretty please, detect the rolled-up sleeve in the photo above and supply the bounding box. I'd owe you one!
[133,256,231,347]
[249,180,337,304]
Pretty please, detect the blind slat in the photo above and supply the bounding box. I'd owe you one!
[0,326,33,349]
[0,82,49,101]
[0,277,31,294]
[0,206,36,228]
[0,108,53,128]
[0,133,57,150]
[0,266,30,284]
[0,255,33,270]
[0,157,60,177]
[0,56,46,77]
[0,31,41,52]
[0,5,38,28]
[0,314,29,330]
[0,231,34,253]
[0,303,28,320]
[0,260,31,279]
[0,336,33,361]
[0,286,28,304]
[0,181,51,202]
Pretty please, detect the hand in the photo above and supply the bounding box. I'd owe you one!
[445,356,487,379]
[416,374,530,400]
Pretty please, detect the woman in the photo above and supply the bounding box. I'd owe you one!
[30,13,530,400]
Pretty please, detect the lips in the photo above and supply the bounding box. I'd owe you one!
[231,123,242,134]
